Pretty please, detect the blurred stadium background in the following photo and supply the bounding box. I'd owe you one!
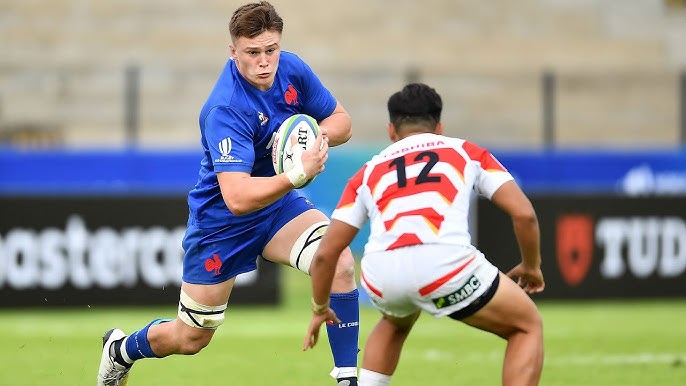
[2,0,686,149]
[1,0,686,385]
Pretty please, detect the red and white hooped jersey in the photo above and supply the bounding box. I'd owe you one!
[331,133,514,255]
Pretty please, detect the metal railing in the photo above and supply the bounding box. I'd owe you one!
[1,66,684,149]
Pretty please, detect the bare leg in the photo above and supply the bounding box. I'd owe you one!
[361,311,421,375]
[461,272,544,386]
[263,209,359,383]
[263,209,357,293]
[329,246,357,293]
[147,278,236,356]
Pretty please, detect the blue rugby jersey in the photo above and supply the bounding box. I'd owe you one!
[187,51,337,227]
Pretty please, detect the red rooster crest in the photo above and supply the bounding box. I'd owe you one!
[284,84,298,105]
[204,254,222,275]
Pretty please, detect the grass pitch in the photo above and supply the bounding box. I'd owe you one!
[0,267,684,385]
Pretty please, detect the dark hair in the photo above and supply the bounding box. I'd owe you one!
[229,1,284,41]
[387,83,442,133]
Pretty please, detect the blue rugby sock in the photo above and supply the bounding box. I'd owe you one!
[121,318,171,363]
[326,289,360,378]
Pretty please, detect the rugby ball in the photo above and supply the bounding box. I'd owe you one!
[271,114,320,188]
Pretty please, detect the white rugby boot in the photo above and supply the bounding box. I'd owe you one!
[96,328,131,386]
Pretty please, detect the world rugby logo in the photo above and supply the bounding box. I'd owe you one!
[219,137,232,157]
[216,137,240,163]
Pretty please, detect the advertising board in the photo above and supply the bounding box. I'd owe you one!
[477,196,686,298]
[0,196,280,307]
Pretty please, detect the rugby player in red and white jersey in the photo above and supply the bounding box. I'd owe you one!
[303,83,545,386]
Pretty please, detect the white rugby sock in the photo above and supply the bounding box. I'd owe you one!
[359,368,391,386]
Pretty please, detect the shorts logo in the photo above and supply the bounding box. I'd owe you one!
[431,275,481,309]
[204,254,222,275]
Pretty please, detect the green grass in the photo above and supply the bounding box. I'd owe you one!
[0,267,685,385]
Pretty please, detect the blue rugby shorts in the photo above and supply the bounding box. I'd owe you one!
[181,192,316,284]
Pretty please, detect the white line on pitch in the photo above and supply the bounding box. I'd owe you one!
[413,350,685,365]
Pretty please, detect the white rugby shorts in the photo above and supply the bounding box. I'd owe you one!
[360,244,499,318]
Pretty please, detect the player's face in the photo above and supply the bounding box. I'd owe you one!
[230,30,281,91]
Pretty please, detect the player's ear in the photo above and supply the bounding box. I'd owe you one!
[435,122,444,135]
[229,44,238,60]
[387,123,398,142]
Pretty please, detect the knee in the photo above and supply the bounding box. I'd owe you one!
[177,329,214,355]
[389,323,412,337]
[528,309,544,338]
[382,312,419,337]
[506,308,543,341]
[333,248,356,282]
[523,305,543,332]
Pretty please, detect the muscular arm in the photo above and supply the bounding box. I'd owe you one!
[217,171,295,216]
[490,180,541,268]
[490,180,545,293]
[318,101,352,147]
[218,133,328,216]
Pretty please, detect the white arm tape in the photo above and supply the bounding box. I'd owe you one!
[285,140,308,188]
[285,167,308,188]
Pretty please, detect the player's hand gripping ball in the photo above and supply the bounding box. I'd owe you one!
[271,114,320,188]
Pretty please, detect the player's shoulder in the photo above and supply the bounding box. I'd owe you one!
[435,135,497,165]
[201,60,251,118]
[279,50,305,64]
[277,50,312,75]
[459,138,494,160]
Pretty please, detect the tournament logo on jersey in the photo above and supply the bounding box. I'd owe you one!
[214,137,242,164]
[284,84,299,106]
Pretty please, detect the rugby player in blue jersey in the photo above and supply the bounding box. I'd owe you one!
[96,2,359,385]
